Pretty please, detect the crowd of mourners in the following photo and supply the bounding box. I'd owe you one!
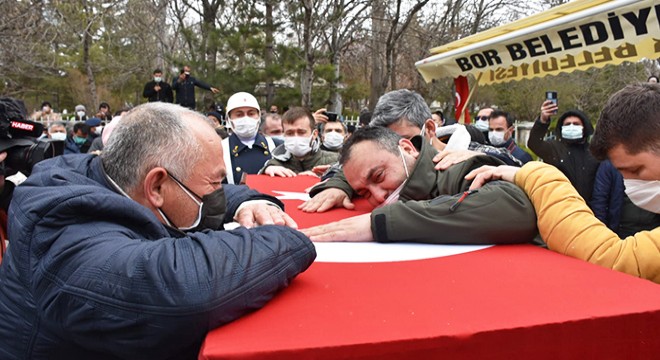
[0,68,657,359]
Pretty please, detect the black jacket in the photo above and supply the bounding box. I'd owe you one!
[527,111,599,202]
[172,76,213,109]
[143,80,174,103]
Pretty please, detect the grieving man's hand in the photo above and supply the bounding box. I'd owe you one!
[298,188,354,213]
[464,165,520,190]
[264,165,297,178]
[235,203,298,229]
[433,149,481,170]
[300,213,373,242]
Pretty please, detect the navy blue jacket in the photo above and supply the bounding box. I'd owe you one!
[0,154,315,359]
[223,133,274,184]
[501,138,533,165]
[64,135,92,154]
[591,160,624,231]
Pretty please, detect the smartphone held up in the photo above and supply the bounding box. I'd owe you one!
[545,91,558,114]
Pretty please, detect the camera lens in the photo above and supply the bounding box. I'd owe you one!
[5,140,62,176]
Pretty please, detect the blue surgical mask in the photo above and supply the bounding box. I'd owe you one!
[475,119,489,132]
[561,124,583,140]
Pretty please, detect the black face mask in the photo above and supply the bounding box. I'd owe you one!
[160,171,227,232]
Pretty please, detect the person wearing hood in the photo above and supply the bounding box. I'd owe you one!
[259,107,338,178]
[72,104,88,121]
[465,83,660,283]
[221,92,278,184]
[527,101,600,202]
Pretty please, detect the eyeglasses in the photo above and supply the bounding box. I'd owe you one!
[475,116,490,121]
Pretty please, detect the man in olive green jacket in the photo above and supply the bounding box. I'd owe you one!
[301,127,538,244]
[260,107,338,178]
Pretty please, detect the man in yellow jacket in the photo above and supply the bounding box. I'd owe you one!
[465,83,660,283]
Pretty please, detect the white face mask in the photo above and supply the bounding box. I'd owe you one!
[380,147,411,207]
[154,76,162,82]
[561,124,583,140]
[94,126,103,135]
[77,111,86,118]
[488,131,507,146]
[419,125,433,145]
[285,135,313,158]
[475,119,489,132]
[50,132,66,141]
[323,131,344,149]
[231,116,260,139]
[624,179,660,214]
[42,106,50,113]
[270,135,284,143]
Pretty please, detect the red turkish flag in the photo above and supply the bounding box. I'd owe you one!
[454,76,471,124]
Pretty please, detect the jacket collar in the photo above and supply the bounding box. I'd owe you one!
[398,135,439,201]
[229,133,270,153]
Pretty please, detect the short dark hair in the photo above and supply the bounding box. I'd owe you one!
[339,126,401,165]
[73,122,90,136]
[41,101,52,108]
[590,83,660,160]
[433,110,444,121]
[489,110,512,128]
[319,120,347,134]
[358,110,372,126]
[153,69,162,74]
[282,107,315,130]
[99,102,110,110]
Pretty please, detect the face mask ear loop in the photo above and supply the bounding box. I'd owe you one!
[422,123,434,145]
[166,171,204,230]
[398,146,410,179]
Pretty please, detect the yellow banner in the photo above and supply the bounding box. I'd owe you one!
[416,0,659,85]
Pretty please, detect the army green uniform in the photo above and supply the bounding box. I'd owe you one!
[311,137,538,244]
[260,143,339,174]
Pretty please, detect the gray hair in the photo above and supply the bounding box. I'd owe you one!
[101,102,204,193]
[339,126,402,165]
[48,121,67,131]
[370,89,432,129]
